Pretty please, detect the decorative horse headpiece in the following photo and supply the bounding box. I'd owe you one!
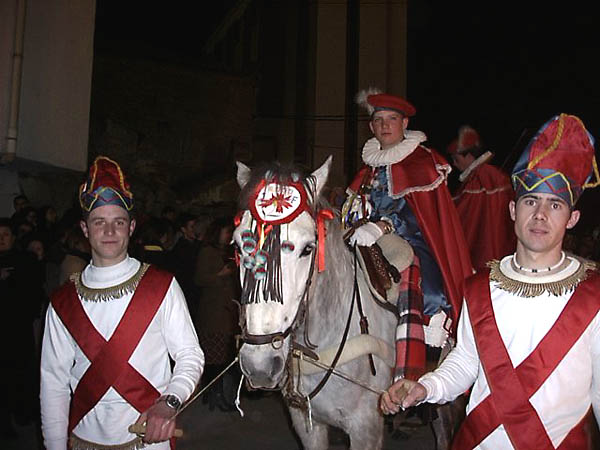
[236,158,334,304]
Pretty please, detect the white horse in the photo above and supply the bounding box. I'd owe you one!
[234,156,399,450]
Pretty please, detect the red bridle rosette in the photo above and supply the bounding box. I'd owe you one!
[249,178,308,225]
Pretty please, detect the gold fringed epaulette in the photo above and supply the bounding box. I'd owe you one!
[71,263,150,302]
[69,433,145,450]
[488,258,597,298]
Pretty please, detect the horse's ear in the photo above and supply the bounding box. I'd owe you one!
[236,161,251,189]
[311,155,333,198]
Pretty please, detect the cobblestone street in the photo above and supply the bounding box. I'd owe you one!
[4,390,436,450]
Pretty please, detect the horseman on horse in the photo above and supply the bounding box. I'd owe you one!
[232,88,472,450]
[342,90,473,446]
[344,89,472,381]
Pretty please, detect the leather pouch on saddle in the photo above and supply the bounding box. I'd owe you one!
[346,231,414,303]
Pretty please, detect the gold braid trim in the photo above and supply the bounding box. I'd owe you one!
[71,263,150,302]
[69,434,146,450]
[488,258,597,298]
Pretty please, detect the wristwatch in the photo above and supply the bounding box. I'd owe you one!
[161,394,182,411]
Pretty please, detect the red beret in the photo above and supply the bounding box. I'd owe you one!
[367,93,416,117]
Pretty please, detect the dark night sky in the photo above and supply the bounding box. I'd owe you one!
[407,2,599,171]
[95,2,599,164]
[93,2,236,65]
[93,2,600,227]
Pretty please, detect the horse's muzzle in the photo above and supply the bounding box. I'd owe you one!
[239,343,287,389]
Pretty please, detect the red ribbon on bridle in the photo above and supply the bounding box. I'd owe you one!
[316,209,334,272]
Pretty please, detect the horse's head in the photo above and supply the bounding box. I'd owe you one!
[234,156,332,389]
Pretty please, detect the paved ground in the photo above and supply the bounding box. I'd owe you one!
[2,390,436,449]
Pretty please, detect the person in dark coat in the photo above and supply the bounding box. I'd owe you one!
[194,216,239,411]
[0,218,43,437]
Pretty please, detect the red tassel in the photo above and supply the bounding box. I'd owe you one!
[234,211,243,227]
[316,209,334,272]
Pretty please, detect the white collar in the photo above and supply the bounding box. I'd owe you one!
[458,151,493,182]
[82,255,140,289]
[498,253,580,284]
[362,130,427,167]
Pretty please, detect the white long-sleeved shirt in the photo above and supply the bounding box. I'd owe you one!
[40,256,204,450]
[419,256,600,449]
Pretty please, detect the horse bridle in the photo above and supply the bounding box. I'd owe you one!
[240,241,317,348]
[239,218,366,405]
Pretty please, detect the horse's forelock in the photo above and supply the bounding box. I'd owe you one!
[238,161,322,213]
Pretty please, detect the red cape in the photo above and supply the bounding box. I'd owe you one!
[454,162,516,271]
[349,146,473,331]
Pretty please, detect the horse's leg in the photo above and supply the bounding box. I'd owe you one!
[288,406,329,450]
[345,408,384,450]
[430,394,467,450]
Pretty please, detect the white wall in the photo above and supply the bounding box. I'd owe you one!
[16,0,96,171]
[0,0,18,156]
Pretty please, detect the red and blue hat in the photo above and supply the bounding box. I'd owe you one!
[79,156,134,213]
[512,113,600,207]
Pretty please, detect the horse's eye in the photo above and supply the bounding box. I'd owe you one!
[300,244,315,257]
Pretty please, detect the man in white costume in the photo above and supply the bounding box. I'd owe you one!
[41,156,204,450]
[380,113,600,449]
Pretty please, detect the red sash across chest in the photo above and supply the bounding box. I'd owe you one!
[51,265,173,435]
[451,269,600,450]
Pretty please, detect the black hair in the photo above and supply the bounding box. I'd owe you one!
[13,194,29,206]
[0,217,15,234]
[176,212,197,230]
[203,216,234,247]
[137,217,171,247]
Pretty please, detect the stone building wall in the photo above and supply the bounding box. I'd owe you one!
[88,56,256,217]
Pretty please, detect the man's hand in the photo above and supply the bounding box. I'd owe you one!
[379,379,426,415]
[134,399,177,444]
[348,222,384,247]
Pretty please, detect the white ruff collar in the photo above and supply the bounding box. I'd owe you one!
[362,130,427,167]
[459,151,493,182]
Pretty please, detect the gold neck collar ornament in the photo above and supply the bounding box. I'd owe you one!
[489,254,596,298]
[71,263,150,302]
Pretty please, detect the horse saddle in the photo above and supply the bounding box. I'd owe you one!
[355,233,414,304]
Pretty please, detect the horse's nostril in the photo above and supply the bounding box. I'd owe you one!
[271,355,284,377]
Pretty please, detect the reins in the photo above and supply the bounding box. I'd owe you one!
[301,244,360,400]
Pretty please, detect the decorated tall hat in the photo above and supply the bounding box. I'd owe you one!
[511,113,600,207]
[79,156,134,213]
[355,87,416,117]
[447,125,481,155]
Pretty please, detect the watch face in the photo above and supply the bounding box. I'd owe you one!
[165,395,181,410]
